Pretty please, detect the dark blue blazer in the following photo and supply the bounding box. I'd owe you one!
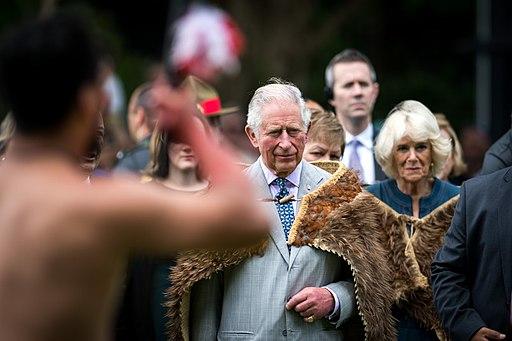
[432,167,512,340]
[372,125,387,182]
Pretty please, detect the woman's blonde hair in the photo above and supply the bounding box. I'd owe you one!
[435,113,467,177]
[374,100,451,179]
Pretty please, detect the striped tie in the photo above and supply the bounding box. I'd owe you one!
[349,139,365,183]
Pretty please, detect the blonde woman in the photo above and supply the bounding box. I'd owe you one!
[435,113,467,185]
[367,100,459,340]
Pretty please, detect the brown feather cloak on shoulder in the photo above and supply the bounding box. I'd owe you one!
[165,164,458,341]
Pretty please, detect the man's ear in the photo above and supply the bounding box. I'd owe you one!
[372,82,380,102]
[135,107,146,129]
[245,125,259,148]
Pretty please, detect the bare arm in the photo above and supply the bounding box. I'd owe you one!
[95,176,268,255]
[99,82,268,254]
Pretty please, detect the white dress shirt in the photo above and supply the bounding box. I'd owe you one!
[342,123,376,185]
[260,157,302,212]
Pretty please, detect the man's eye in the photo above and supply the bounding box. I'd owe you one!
[287,129,301,137]
[268,131,281,137]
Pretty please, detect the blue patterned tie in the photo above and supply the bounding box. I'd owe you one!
[274,177,295,244]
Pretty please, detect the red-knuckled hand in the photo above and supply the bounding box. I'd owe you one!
[285,287,334,322]
[150,80,199,140]
[471,327,506,340]
[149,77,252,188]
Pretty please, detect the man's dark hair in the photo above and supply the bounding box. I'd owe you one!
[0,12,103,134]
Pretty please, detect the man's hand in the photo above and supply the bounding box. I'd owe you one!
[471,327,506,340]
[285,287,334,322]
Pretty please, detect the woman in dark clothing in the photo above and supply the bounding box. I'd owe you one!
[367,100,459,340]
[116,115,210,341]
[143,117,210,341]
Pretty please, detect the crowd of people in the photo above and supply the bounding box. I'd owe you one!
[0,10,511,341]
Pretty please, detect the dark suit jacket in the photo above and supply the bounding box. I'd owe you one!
[372,125,387,182]
[481,129,512,175]
[431,167,512,340]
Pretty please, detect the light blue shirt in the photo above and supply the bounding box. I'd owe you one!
[342,123,376,184]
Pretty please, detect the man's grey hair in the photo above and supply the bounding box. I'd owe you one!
[324,48,377,89]
[247,78,310,135]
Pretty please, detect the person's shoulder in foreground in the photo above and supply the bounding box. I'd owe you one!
[0,10,268,341]
[431,166,512,341]
[481,129,512,175]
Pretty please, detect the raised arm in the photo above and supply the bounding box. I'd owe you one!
[99,82,268,254]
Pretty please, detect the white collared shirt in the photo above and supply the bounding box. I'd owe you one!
[342,123,376,184]
[259,157,302,212]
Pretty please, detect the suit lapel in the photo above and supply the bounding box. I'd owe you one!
[247,162,290,265]
[497,169,512,304]
[289,162,325,268]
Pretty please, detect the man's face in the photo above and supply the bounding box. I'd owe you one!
[80,115,105,175]
[78,72,108,157]
[246,101,307,177]
[329,61,379,122]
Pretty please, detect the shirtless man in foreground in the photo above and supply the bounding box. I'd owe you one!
[0,12,268,341]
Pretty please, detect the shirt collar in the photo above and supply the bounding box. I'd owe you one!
[259,157,302,188]
[345,123,374,149]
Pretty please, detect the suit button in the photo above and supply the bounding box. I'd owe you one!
[282,329,288,337]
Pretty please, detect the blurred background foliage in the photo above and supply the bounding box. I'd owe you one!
[0,0,476,133]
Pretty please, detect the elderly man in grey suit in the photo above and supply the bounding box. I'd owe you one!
[188,80,355,340]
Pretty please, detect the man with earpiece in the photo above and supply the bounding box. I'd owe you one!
[324,48,386,185]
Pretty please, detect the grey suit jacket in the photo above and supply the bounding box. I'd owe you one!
[189,160,355,341]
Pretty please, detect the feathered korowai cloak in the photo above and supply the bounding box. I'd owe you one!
[164,164,458,341]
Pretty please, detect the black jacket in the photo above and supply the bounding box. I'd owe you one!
[481,129,512,175]
[373,124,387,182]
[432,167,512,340]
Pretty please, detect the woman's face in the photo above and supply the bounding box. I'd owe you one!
[393,136,432,183]
[303,140,342,162]
[168,143,198,172]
